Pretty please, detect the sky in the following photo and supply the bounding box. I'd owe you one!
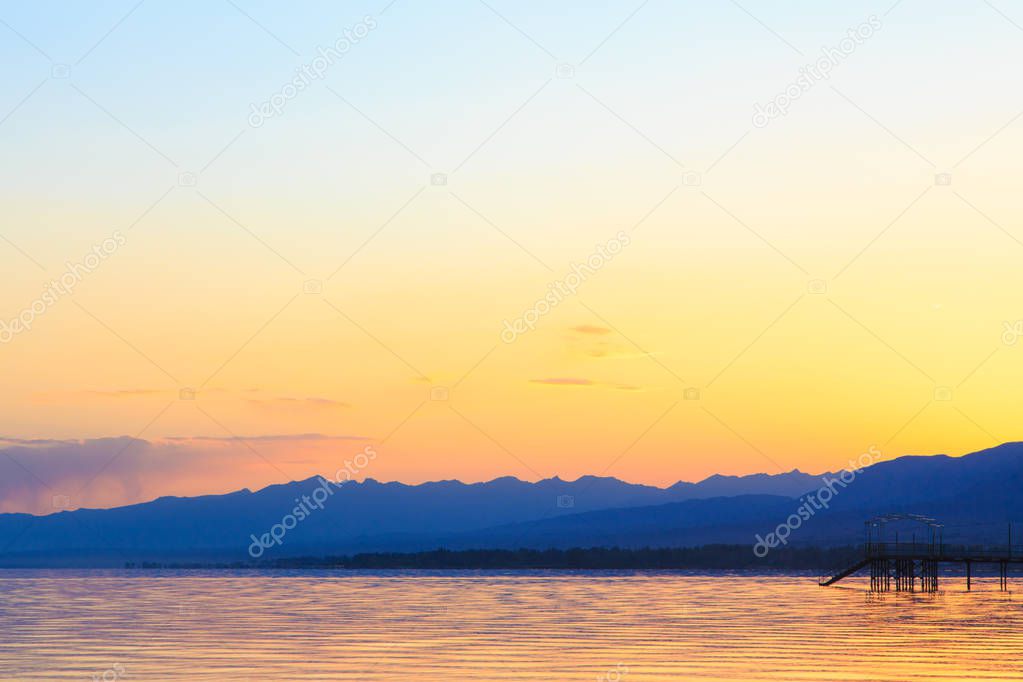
[2,0,1023,514]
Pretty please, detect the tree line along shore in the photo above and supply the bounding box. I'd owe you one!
[125,545,862,570]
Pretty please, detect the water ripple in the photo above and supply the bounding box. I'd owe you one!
[1,570,1021,681]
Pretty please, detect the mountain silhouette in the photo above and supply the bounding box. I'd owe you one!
[2,443,1022,566]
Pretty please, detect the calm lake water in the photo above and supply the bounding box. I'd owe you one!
[2,570,1023,681]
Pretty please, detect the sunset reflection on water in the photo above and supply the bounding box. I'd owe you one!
[2,571,1022,681]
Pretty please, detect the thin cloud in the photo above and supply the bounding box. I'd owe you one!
[530,377,596,386]
[529,378,645,391]
[165,433,366,443]
[35,387,239,403]
[565,328,658,361]
[31,389,169,403]
[85,389,166,398]
[571,325,612,335]
[0,433,374,515]
[246,396,351,410]
[0,437,78,447]
[574,342,661,360]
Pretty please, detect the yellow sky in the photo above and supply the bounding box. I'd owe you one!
[2,1,1022,512]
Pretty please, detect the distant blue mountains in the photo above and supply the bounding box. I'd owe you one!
[2,443,1022,566]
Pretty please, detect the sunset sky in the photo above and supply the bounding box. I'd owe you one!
[2,0,1023,513]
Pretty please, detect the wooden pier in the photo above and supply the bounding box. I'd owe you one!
[819,514,1018,592]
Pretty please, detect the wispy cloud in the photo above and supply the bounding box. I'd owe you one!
[566,325,659,360]
[531,378,650,394]
[571,325,612,335]
[84,389,166,398]
[0,437,79,447]
[165,433,365,443]
[530,377,596,386]
[246,396,351,410]
[33,388,352,412]
[31,389,173,403]
[0,433,371,515]
[529,378,643,391]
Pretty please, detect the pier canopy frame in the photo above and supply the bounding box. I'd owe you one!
[865,513,943,554]
[822,514,1020,590]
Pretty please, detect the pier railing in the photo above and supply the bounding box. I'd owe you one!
[821,517,1023,589]
[820,542,1023,587]
[864,542,1023,561]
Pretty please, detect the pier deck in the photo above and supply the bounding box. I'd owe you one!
[820,542,1020,591]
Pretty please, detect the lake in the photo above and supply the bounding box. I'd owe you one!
[2,570,1022,680]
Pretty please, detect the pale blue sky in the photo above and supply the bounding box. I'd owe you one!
[2,1,1018,207]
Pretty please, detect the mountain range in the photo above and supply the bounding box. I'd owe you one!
[2,443,1022,566]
